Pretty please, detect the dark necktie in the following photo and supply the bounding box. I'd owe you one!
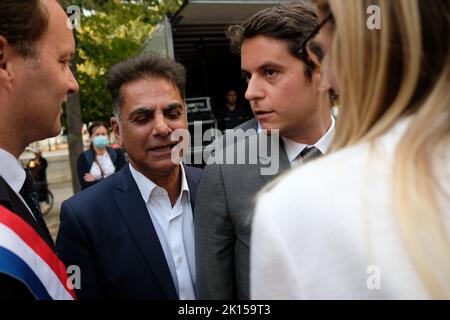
[299,146,323,163]
[19,168,54,244]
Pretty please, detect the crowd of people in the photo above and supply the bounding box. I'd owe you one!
[0,0,449,300]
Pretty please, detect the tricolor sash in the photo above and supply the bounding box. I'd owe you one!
[0,205,76,300]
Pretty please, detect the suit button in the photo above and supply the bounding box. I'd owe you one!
[177,256,183,263]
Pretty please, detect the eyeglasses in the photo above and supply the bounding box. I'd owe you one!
[298,12,334,57]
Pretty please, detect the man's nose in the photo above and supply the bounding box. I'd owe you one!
[245,76,264,101]
[152,114,171,137]
[67,69,79,94]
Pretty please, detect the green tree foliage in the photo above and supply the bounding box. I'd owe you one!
[68,0,182,125]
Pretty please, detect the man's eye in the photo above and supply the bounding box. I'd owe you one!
[60,60,72,68]
[131,116,149,123]
[167,112,182,119]
[264,69,277,77]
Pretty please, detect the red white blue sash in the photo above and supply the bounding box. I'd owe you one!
[0,205,76,300]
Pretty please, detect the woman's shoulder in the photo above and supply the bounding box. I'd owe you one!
[77,149,91,163]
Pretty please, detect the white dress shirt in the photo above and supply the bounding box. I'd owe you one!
[129,163,196,300]
[0,148,35,220]
[282,116,335,167]
[251,117,450,299]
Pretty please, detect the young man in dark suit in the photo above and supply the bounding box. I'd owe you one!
[0,0,79,299]
[56,53,202,300]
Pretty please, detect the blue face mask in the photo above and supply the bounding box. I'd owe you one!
[92,135,109,149]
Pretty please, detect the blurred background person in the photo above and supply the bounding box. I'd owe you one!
[76,121,126,190]
[251,0,450,299]
[26,149,48,203]
[218,88,252,130]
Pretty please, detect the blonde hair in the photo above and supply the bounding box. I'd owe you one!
[329,0,450,298]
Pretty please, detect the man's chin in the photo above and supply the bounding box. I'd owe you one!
[152,159,180,173]
[50,126,62,139]
[36,126,61,142]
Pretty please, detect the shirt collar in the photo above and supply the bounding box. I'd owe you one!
[179,163,190,202]
[0,148,26,193]
[256,121,262,134]
[129,163,190,204]
[281,116,336,163]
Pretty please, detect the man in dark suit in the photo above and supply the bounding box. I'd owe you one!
[0,0,79,299]
[195,2,336,299]
[56,53,202,300]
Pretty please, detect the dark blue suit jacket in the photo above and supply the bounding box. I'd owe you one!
[56,164,202,300]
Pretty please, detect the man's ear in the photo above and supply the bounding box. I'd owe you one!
[316,58,332,93]
[307,46,332,94]
[0,36,13,92]
[110,116,123,146]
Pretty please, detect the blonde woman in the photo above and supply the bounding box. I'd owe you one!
[251,0,450,299]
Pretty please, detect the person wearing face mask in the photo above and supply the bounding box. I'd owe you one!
[76,121,127,190]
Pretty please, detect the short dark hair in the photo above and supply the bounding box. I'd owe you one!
[0,0,51,58]
[107,53,186,119]
[227,2,319,80]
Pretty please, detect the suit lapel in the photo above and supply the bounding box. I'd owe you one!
[114,166,178,300]
[184,165,199,213]
[256,135,290,183]
[0,177,55,249]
